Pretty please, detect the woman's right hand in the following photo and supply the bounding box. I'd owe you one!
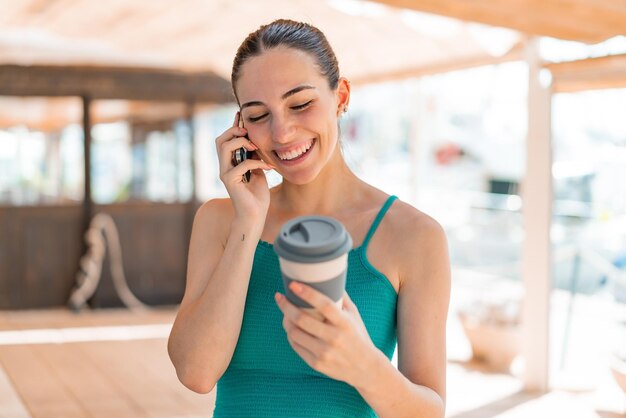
[215,112,274,224]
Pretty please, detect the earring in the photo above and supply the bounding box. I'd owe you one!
[342,105,348,113]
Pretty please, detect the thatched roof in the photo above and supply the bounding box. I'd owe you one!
[0,0,524,84]
[0,0,623,130]
[376,0,626,44]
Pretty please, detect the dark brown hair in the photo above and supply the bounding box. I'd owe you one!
[231,19,340,102]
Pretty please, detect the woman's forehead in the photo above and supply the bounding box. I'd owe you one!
[236,48,327,100]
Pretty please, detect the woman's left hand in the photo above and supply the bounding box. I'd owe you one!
[274,282,382,388]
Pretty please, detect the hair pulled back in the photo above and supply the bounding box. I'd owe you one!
[231,19,340,102]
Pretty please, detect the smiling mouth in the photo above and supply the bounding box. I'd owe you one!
[272,138,315,162]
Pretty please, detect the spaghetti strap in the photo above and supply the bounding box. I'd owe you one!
[361,195,398,250]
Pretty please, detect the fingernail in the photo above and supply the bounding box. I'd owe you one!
[290,282,302,293]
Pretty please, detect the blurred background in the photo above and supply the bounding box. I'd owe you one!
[0,1,625,417]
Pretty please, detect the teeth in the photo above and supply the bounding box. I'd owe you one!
[276,140,313,160]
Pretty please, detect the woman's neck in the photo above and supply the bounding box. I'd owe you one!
[271,146,364,217]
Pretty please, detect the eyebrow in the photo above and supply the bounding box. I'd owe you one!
[240,85,316,110]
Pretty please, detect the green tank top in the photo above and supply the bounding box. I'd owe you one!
[213,195,399,417]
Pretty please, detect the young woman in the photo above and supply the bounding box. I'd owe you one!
[168,19,450,417]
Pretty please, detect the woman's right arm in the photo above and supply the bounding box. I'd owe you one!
[167,199,263,394]
[168,112,273,393]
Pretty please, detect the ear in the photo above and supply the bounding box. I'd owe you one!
[335,77,351,116]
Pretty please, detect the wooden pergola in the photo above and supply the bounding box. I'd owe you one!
[0,64,233,312]
[1,0,624,393]
[0,1,528,312]
[373,0,626,394]
[375,0,626,43]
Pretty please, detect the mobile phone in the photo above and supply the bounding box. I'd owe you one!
[232,114,254,182]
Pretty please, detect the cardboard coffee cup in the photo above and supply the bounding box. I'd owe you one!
[274,216,352,320]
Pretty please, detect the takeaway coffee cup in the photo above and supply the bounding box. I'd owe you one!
[274,216,352,319]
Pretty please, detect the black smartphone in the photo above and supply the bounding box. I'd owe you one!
[232,114,254,182]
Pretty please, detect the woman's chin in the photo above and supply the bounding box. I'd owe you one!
[279,168,319,185]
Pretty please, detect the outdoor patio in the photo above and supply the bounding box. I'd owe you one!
[2,1,626,417]
[0,304,623,418]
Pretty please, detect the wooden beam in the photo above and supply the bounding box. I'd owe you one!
[522,38,552,393]
[545,54,626,93]
[186,101,197,203]
[81,96,93,262]
[371,0,626,43]
[0,65,234,103]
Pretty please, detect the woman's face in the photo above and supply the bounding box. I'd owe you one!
[235,47,349,185]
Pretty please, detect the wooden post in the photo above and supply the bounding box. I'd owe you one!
[184,101,196,276]
[407,79,434,207]
[186,101,197,203]
[81,96,93,255]
[407,81,420,206]
[521,37,552,392]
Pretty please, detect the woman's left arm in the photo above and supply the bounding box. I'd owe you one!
[356,217,450,417]
[275,215,450,418]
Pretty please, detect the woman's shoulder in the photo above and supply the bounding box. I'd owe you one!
[196,196,235,220]
[194,197,236,245]
[356,188,444,243]
[388,198,444,238]
[383,197,449,289]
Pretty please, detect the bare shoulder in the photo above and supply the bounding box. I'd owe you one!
[385,200,450,290]
[389,200,450,402]
[385,199,447,247]
[196,197,235,222]
[197,197,235,217]
[194,197,236,247]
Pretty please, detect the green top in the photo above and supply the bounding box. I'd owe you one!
[213,195,399,417]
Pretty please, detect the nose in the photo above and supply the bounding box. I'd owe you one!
[270,113,297,144]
